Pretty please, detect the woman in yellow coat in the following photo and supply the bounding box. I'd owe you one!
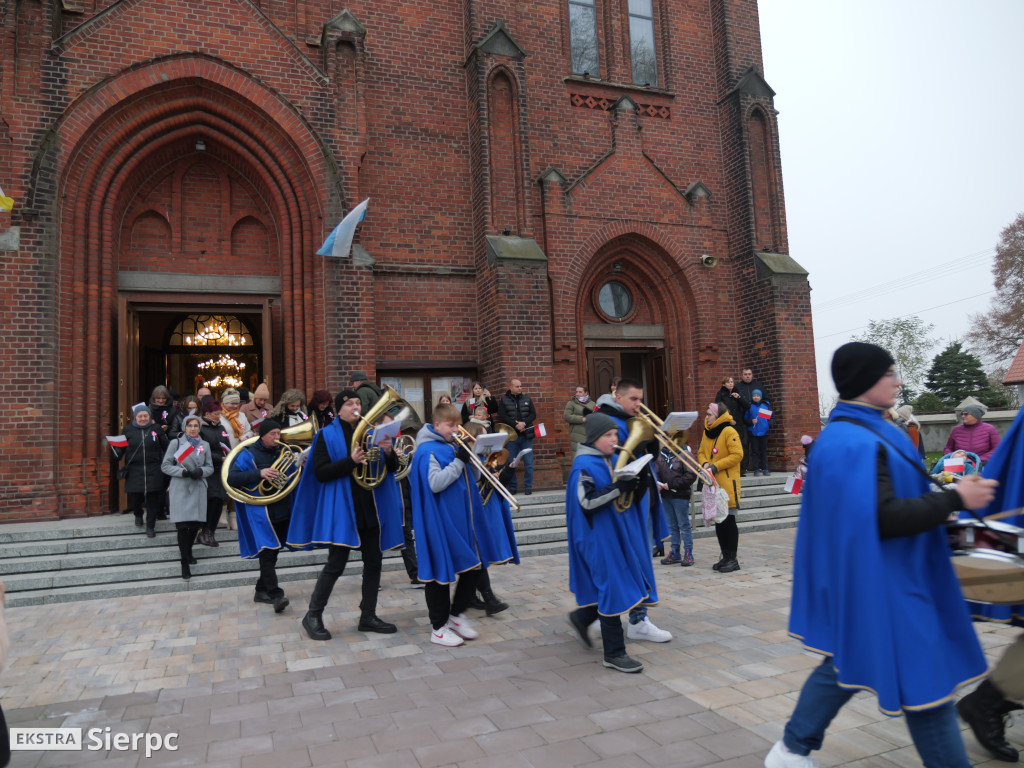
[698,402,744,573]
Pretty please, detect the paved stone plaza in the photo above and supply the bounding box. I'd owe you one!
[2,527,1020,767]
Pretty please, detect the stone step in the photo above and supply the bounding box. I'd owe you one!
[0,480,803,606]
[4,539,571,608]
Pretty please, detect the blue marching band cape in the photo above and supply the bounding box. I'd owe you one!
[966,406,1024,627]
[789,400,987,716]
[408,432,483,584]
[285,419,404,553]
[474,479,520,567]
[565,449,659,615]
[232,447,296,559]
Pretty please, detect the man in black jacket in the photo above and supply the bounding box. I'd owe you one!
[734,368,767,474]
[498,379,537,495]
[299,390,399,641]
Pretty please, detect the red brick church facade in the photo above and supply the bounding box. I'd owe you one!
[0,0,817,521]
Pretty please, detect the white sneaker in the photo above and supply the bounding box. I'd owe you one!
[626,616,672,642]
[430,624,464,647]
[765,740,818,768]
[447,613,479,640]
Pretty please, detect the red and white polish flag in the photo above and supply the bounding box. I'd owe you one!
[250,416,265,429]
[174,442,195,463]
[785,475,803,494]
[944,456,965,473]
[535,423,547,437]
[106,435,129,448]
[758,407,773,420]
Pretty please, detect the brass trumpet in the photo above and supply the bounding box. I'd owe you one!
[613,404,716,512]
[452,426,520,512]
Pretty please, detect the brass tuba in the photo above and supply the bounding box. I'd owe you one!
[351,385,408,489]
[222,419,315,505]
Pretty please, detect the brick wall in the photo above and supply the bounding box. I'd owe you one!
[0,0,816,519]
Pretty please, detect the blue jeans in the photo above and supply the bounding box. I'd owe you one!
[506,436,534,492]
[661,495,692,554]
[784,658,970,767]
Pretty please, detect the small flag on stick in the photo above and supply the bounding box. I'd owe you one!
[317,198,369,258]
[785,475,803,494]
[944,456,965,473]
[174,442,195,463]
[757,406,773,420]
[106,435,129,448]
[535,423,547,437]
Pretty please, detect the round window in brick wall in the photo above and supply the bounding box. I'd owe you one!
[597,280,633,321]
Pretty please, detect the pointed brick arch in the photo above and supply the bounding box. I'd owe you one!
[44,55,336,514]
[560,223,709,411]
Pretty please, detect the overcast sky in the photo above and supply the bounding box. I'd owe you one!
[758,0,1024,406]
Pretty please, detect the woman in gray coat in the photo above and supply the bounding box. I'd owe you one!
[563,385,595,454]
[162,414,214,580]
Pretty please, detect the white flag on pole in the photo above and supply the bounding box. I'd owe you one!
[317,198,369,258]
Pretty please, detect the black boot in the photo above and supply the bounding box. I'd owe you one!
[467,595,487,610]
[481,587,509,616]
[181,562,191,581]
[958,679,1019,762]
[712,553,725,571]
[302,611,332,641]
[718,551,741,573]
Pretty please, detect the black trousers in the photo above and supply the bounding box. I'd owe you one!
[174,521,201,565]
[571,605,626,659]
[750,435,768,472]
[308,525,383,617]
[128,490,163,530]
[205,497,223,533]
[256,517,290,599]
[714,512,739,556]
[424,570,482,630]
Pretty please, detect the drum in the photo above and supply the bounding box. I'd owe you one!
[947,520,1024,605]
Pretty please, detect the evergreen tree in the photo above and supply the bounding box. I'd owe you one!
[924,342,992,407]
[913,391,945,413]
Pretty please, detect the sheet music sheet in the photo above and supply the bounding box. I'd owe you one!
[613,452,653,479]
[473,431,510,455]
[372,419,402,446]
[660,411,698,432]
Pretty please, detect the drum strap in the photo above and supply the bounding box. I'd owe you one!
[831,416,995,531]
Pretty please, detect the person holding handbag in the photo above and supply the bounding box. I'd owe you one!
[162,414,214,580]
[698,401,743,573]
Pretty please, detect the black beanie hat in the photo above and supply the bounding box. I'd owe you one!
[259,418,283,437]
[584,412,620,444]
[831,342,895,400]
[335,389,359,411]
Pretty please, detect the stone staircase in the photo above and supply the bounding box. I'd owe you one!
[0,474,801,607]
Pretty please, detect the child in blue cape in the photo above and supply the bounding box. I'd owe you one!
[564,412,655,674]
[744,390,771,476]
[408,403,484,647]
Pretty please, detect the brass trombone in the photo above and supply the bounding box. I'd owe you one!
[452,426,521,512]
[613,404,716,512]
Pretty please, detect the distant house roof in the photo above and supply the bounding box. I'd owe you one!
[1005,339,1024,385]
